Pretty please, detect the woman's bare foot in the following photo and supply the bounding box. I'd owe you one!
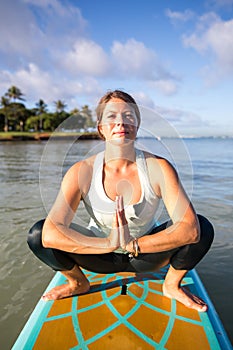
[42,280,90,301]
[163,283,207,312]
[163,265,207,312]
[42,264,90,301]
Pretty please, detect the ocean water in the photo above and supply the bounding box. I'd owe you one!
[0,137,232,349]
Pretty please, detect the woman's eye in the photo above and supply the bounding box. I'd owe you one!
[124,113,136,123]
[126,114,133,119]
[107,114,115,119]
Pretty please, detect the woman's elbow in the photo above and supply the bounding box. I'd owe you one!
[42,222,56,248]
[41,229,50,248]
[190,222,201,244]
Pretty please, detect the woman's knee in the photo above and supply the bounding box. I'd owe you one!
[197,214,214,247]
[27,219,45,251]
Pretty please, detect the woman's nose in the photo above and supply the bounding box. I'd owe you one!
[115,114,124,124]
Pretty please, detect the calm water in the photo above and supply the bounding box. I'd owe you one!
[0,137,232,349]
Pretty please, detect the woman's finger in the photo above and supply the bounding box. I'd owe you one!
[116,195,128,226]
[112,210,119,228]
[118,195,124,212]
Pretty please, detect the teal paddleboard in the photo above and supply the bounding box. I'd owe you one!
[12,268,232,349]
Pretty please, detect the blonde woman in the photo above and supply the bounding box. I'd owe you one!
[28,90,214,312]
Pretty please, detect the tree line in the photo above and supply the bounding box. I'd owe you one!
[0,86,96,132]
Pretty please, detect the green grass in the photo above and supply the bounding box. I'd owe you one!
[0,131,42,140]
[0,131,38,136]
[0,131,99,140]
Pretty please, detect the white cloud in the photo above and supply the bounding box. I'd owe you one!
[134,102,208,138]
[165,8,195,22]
[0,1,43,57]
[0,63,102,108]
[0,0,87,68]
[62,39,111,76]
[61,38,180,95]
[149,80,178,96]
[0,2,181,107]
[131,92,156,110]
[155,105,208,128]
[1,63,59,103]
[111,39,156,78]
[183,13,233,83]
[111,39,179,94]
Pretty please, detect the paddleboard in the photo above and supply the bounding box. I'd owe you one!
[12,267,232,349]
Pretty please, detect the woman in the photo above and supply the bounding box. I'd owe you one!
[28,90,214,312]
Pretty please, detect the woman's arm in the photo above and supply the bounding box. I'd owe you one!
[42,160,120,254]
[127,156,200,254]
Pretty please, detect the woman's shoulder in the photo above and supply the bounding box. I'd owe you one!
[141,150,179,197]
[67,153,99,173]
[142,150,171,166]
[142,150,178,177]
[62,153,100,192]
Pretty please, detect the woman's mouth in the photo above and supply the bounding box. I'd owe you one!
[114,130,128,136]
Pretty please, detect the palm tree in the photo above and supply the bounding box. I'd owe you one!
[5,85,25,102]
[70,108,80,116]
[69,108,86,130]
[36,99,47,114]
[0,96,10,132]
[54,100,67,113]
[35,99,47,130]
[4,86,25,131]
[81,105,95,129]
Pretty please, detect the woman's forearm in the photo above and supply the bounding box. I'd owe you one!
[42,221,118,254]
[128,221,200,254]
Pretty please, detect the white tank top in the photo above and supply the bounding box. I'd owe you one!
[82,148,160,253]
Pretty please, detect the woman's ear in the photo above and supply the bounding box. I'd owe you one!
[97,123,105,140]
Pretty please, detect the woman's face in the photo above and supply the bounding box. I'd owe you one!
[98,98,139,142]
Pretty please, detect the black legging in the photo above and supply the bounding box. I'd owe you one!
[27,215,214,273]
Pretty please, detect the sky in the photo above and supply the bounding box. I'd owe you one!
[0,0,233,137]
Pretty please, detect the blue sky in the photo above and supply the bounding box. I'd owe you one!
[0,0,232,136]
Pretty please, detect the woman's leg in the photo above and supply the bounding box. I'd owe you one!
[28,215,214,304]
[170,215,214,270]
[27,220,91,300]
[27,220,130,273]
[128,215,214,311]
[163,215,214,311]
[27,220,131,300]
[27,219,76,271]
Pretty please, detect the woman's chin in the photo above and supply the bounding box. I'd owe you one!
[108,137,133,145]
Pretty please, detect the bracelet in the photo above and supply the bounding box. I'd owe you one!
[128,238,140,258]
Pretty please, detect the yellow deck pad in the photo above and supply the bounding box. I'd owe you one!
[13,268,231,349]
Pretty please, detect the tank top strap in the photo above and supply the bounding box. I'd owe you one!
[92,151,104,176]
[136,148,155,198]
[136,148,148,173]
[90,151,104,193]
[136,149,150,181]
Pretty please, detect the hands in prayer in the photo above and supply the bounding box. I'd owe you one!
[108,195,134,252]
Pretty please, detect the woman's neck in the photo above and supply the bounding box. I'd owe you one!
[104,140,136,168]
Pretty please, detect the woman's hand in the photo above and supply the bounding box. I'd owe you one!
[116,195,134,250]
[107,208,120,250]
[107,195,134,251]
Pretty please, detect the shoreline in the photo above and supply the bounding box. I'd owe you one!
[0,132,101,142]
[0,132,232,142]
